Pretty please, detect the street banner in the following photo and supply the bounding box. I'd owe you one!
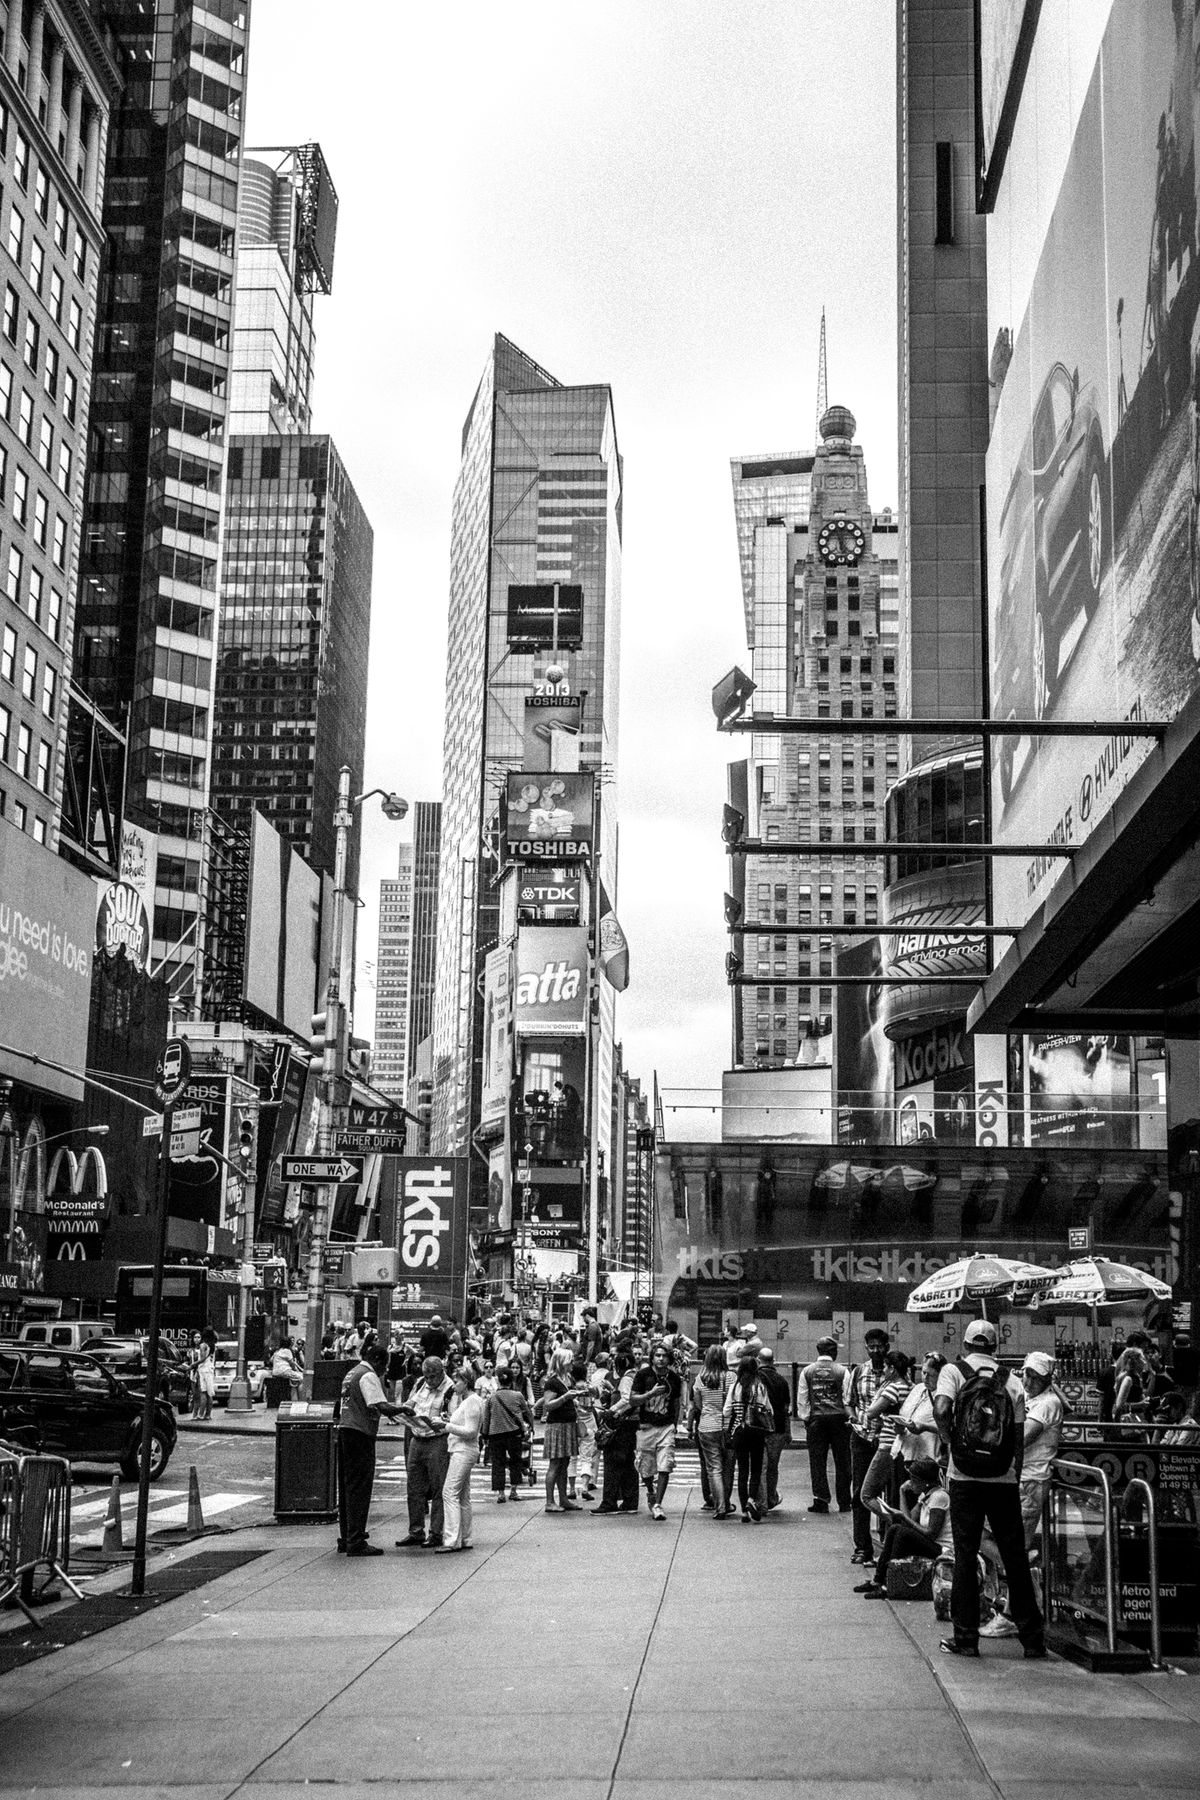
[380,1157,470,1318]
[504,772,594,862]
[479,946,512,1130]
[514,925,588,1037]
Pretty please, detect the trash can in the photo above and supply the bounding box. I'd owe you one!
[274,1402,338,1523]
[264,1375,292,1409]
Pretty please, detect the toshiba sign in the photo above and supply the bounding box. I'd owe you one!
[514,925,589,1037]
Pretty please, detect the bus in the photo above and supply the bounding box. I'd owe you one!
[115,1265,240,1345]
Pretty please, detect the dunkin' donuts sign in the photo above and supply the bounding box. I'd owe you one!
[513,926,589,1037]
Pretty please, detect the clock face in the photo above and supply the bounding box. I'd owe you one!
[817,514,865,567]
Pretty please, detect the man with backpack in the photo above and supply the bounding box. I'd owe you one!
[933,1319,1046,1659]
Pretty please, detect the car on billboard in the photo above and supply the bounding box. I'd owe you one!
[993,361,1110,798]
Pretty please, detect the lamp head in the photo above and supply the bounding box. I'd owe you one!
[380,794,408,822]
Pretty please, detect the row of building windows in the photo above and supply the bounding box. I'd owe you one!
[0,697,53,790]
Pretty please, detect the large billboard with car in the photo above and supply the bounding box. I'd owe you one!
[988,2,1200,926]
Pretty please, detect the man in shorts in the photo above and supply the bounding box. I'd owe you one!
[629,1342,683,1520]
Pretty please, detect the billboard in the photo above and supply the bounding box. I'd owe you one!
[244,811,321,1037]
[835,938,892,1145]
[523,692,583,771]
[894,1021,975,1146]
[479,946,511,1132]
[988,2,1200,926]
[95,821,158,970]
[977,0,1042,199]
[167,1073,229,1227]
[515,1165,584,1249]
[514,1037,586,1161]
[514,925,589,1037]
[0,818,94,1101]
[517,865,582,924]
[1024,1032,1133,1148]
[380,1157,469,1317]
[504,772,593,862]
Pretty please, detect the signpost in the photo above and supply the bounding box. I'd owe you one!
[132,1037,192,1597]
[281,1154,362,1184]
[168,1105,202,1160]
[335,1130,407,1154]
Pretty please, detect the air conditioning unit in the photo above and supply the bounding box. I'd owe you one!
[344,1247,401,1287]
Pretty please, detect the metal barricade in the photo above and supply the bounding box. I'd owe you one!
[1042,1457,1166,1670]
[0,1453,85,1627]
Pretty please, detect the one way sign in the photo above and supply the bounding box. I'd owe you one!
[279,1155,363,1185]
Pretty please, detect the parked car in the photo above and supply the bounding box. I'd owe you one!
[211,1340,267,1404]
[79,1335,193,1411]
[0,1345,177,1480]
[15,1320,114,1352]
[992,359,1110,799]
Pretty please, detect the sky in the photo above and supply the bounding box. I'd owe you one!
[241,0,899,1099]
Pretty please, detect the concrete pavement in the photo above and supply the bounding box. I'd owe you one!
[2,1471,1199,1798]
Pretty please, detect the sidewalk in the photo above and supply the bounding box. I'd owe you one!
[2,1471,1198,1798]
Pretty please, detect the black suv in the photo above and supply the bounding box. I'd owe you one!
[0,1345,177,1480]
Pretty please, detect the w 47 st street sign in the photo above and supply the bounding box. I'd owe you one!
[279,1154,363,1185]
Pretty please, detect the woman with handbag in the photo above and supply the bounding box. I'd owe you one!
[539,1347,583,1512]
[438,1366,485,1553]
[855,1458,949,1597]
[722,1350,773,1522]
[592,1351,640,1513]
[689,1344,733,1517]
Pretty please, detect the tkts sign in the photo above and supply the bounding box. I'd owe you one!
[380,1157,469,1315]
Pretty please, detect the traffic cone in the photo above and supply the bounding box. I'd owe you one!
[186,1465,205,1533]
[101,1476,124,1555]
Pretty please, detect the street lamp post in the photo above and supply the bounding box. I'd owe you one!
[302,766,406,1378]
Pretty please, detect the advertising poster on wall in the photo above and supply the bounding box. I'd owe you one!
[0,818,95,1101]
[835,938,892,1144]
[504,772,594,862]
[977,0,1041,194]
[894,1022,975,1145]
[514,925,589,1037]
[523,692,583,771]
[988,3,1200,927]
[94,821,158,970]
[487,1141,511,1234]
[514,1037,587,1161]
[244,813,321,1037]
[1025,1033,1134,1147]
[479,946,512,1132]
[514,1165,584,1249]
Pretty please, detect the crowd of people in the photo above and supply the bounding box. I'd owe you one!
[330,1305,1197,1664]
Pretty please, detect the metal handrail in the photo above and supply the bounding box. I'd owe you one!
[1121,1477,1163,1671]
[1044,1457,1118,1654]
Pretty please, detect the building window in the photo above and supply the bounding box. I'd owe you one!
[62,367,76,424]
[31,813,45,843]
[1,624,14,682]
[28,237,43,295]
[52,514,66,568]
[6,206,22,264]
[27,565,41,625]
[49,268,62,323]
[13,130,29,189]
[33,168,48,223]
[17,389,32,446]
[53,199,67,252]
[22,314,37,372]
[40,663,55,719]
[21,644,36,701]
[12,800,26,830]
[35,738,49,793]
[6,544,21,601]
[0,362,10,421]
[3,284,18,343]
[42,341,57,399]
[12,464,27,526]
[47,587,61,641]
[15,721,30,777]
[37,415,52,472]
[0,702,9,761]
[32,490,47,547]
[67,298,81,352]
[72,231,86,283]
[56,440,71,490]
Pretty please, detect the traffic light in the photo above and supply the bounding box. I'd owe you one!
[236,1110,257,1170]
[309,1010,330,1067]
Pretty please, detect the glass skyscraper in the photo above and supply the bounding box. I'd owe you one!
[431,335,622,1213]
[209,432,372,894]
[74,0,250,1004]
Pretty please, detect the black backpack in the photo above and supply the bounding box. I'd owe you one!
[949,1357,1016,1478]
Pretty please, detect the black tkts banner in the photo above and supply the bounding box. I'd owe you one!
[380,1158,469,1319]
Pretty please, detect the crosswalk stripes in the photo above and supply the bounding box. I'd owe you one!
[374,1444,707,1494]
[68,1486,257,1548]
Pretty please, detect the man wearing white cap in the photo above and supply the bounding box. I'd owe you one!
[1020,1351,1063,1552]
[933,1319,1046,1659]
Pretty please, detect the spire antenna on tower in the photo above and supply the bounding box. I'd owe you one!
[815,308,828,443]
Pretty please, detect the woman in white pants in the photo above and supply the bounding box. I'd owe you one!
[438,1367,485,1553]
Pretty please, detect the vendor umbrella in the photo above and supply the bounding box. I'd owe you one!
[906,1254,1058,1315]
[1036,1256,1171,1308]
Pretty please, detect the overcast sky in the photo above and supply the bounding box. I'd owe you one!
[242,0,899,1099]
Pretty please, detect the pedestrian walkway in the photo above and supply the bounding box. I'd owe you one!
[2,1471,1198,1797]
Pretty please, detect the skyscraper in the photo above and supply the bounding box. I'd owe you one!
[209,433,372,892]
[728,408,899,1070]
[431,334,622,1258]
[73,0,250,1004]
[372,842,412,1101]
[0,0,119,852]
[407,798,441,1076]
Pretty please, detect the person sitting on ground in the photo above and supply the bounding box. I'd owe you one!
[270,1336,304,1392]
[855,1457,949,1597]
